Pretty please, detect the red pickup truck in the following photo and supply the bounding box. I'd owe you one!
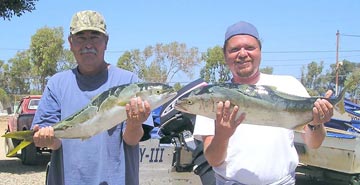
[4,95,50,165]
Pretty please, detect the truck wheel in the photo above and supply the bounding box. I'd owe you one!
[4,137,15,156]
[45,161,50,184]
[21,143,38,165]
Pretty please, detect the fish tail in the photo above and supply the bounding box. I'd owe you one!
[2,130,34,141]
[335,96,345,114]
[6,141,32,157]
[2,130,34,157]
[333,79,356,114]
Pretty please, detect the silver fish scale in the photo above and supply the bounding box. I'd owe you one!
[201,84,322,112]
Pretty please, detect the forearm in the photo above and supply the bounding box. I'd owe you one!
[123,123,144,146]
[203,135,229,167]
[302,123,326,149]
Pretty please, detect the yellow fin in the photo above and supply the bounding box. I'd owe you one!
[2,130,34,141]
[293,124,306,134]
[6,141,32,157]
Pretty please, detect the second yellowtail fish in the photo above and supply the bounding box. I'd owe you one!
[175,83,351,131]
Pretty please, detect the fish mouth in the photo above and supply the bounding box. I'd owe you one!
[174,101,189,113]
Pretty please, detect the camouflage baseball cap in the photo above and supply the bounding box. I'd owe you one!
[70,10,107,35]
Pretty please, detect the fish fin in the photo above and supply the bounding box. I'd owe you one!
[117,101,127,106]
[332,87,346,114]
[2,130,34,141]
[293,124,306,133]
[334,97,345,114]
[333,78,356,114]
[6,140,32,157]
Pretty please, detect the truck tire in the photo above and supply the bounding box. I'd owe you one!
[45,161,50,184]
[4,137,15,156]
[21,143,38,165]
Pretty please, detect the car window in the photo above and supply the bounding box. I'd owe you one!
[28,99,40,110]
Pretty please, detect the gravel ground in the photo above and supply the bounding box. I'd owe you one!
[0,116,49,185]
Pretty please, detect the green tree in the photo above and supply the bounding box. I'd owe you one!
[0,60,11,108]
[328,60,359,94]
[300,61,328,95]
[117,49,149,79]
[0,0,38,20]
[5,51,32,94]
[200,46,229,83]
[29,27,65,91]
[0,88,11,109]
[117,42,201,83]
[343,68,360,99]
[56,49,77,72]
[173,82,182,91]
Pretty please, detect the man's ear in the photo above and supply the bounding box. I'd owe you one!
[68,35,74,51]
[105,35,109,50]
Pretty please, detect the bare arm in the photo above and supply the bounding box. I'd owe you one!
[203,101,246,167]
[302,90,333,148]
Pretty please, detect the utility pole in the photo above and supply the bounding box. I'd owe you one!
[335,30,340,96]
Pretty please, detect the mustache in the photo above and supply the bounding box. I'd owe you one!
[80,48,97,55]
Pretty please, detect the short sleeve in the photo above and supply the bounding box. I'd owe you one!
[193,115,215,141]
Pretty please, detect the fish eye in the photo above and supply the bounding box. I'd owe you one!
[154,89,161,94]
[186,100,193,105]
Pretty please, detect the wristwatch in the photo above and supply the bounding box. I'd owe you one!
[307,124,321,131]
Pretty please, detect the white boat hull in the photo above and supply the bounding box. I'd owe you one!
[294,131,360,174]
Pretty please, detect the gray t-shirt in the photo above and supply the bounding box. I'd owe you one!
[32,65,153,185]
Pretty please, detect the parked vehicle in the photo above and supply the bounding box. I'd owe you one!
[4,95,50,165]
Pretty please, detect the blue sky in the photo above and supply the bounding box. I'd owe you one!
[1,0,359,84]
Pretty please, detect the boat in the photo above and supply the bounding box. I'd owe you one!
[294,100,360,184]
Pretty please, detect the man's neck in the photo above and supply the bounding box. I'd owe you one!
[232,70,260,85]
[78,62,109,76]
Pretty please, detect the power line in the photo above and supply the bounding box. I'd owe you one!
[341,34,360,37]
[263,50,360,54]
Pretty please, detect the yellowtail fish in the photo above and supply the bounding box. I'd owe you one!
[175,83,350,131]
[3,83,177,157]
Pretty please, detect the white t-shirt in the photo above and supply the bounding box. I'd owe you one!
[193,73,310,184]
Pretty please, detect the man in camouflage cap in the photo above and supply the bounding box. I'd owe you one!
[32,10,153,185]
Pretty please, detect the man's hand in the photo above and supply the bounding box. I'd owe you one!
[125,97,151,125]
[311,90,334,126]
[215,100,245,139]
[33,125,61,150]
[123,97,151,146]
